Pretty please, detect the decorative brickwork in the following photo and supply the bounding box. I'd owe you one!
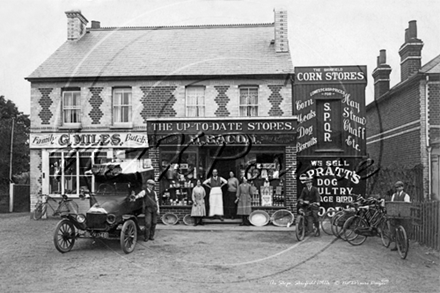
[268,85,284,116]
[428,83,440,143]
[140,86,177,120]
[38,88,53,124]
[214,86,230,117]
[88,87,104,124]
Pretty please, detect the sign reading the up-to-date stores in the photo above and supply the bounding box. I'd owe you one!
[147,118,297,146]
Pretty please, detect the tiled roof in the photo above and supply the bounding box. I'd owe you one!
[28,23,293,79]
[420,54,440,74]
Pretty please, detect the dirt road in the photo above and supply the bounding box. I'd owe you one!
[0,213,439,293]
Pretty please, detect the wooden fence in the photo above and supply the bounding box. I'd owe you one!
[410,200,440,251]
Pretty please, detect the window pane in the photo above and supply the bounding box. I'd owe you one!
[63,91,81,123]
[186,87,205,117]
[239,87,258,117]
[113,89,132,123]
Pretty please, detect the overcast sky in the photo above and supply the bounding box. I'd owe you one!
[1,0,439,115]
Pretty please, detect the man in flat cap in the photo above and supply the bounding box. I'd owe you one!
[389,180,411,251]
[133,179,160,241]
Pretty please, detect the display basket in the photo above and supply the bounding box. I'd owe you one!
[271,210,294,227]
[182,214,195,226]
[385,201,412,219]
[249,210,270,227]
[161,213,179,225]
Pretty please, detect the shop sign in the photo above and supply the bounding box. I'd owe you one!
[296,157,368,215]
[147,119,296,135]
[30,132,149,149]
[293,66,367,155]
[294,66,367,84]
[149,133,295,146]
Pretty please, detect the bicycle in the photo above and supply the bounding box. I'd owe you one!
[382,201,411,259]
[33,193,79,220]
[325,195,366,239]
[342,198,388,246]
[296,200,320,241]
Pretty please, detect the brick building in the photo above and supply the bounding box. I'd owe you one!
[367,21,440,201]
[26,10,297,218]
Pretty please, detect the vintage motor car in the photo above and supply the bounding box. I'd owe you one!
[53,160,154,254]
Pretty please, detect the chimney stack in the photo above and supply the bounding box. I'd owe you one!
[91,21,101,29]
[372,49,392,99]
[399,20,423,81]
[274,9,289,53]
[65,10,88,41]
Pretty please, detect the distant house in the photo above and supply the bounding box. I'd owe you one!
[26,10,297,217]
[367,20,440,201]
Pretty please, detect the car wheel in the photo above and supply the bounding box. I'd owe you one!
[54,219,76,253]
[120,219,137,254]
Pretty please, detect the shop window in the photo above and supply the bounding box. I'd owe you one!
[63,90,81,125]
[49,150,108,196]
[238,152,284,207]
[186,86,205,117]
[113,88,132,124]
[239,86,258,117]
[159,151,197,205]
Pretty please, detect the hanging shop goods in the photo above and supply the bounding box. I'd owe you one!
[147,117,297,210]
[294,66,369,215]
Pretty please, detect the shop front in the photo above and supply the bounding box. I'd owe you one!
[146,117,297,219]
[30,131,150,198]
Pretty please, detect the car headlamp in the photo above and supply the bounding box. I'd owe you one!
[76,214,86,223]
[106,214,116,225]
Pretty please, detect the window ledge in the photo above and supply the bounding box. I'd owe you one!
[59,123,82,130]
[110,123,133,129]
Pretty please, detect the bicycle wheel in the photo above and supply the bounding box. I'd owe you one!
[344,216,368,246]
[396,225,409,259]
[296,215,305,241]
[57,200,79,215]
[33,203,46,220]
[332,211,346,239]
[53,219,76,253]
[320,211,333,235]
[379,219,391,248]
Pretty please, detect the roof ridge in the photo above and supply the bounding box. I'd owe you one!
[88,22,274,31]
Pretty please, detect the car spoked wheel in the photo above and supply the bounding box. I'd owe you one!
[54,219,76,253]
[120,220,137,254]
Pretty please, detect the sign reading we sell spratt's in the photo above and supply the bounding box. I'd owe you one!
[30,132,149,149]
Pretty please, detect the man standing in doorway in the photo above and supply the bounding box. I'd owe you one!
[132,179,159,242]
[203,169,227,221]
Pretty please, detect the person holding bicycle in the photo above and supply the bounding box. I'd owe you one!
[298,177,321,236]
[389,180,411,251]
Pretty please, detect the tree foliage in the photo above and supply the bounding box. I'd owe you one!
[0,96,30,191]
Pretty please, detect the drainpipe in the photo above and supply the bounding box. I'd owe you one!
[425,75,431,200]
